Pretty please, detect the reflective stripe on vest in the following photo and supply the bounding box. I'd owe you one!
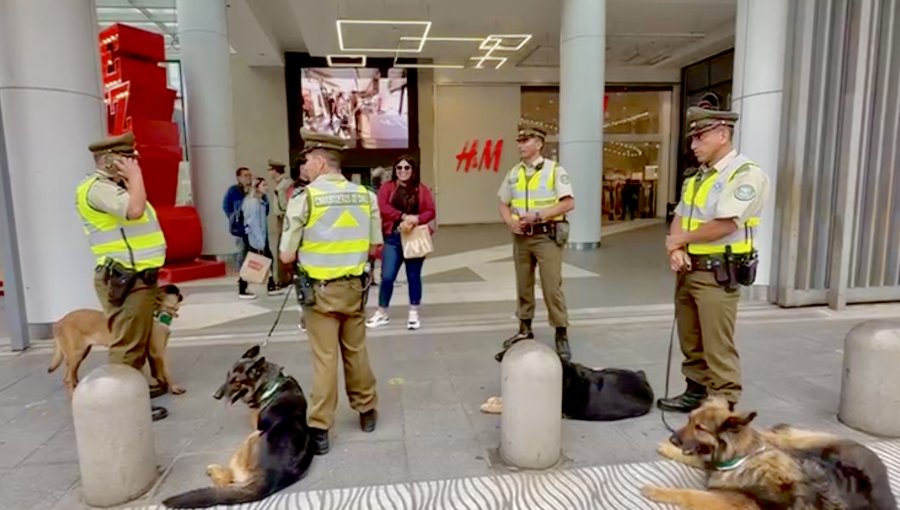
[679,156,760,255]
[298,178,371,280]
[509,159,563,221]
[75,175,167,271]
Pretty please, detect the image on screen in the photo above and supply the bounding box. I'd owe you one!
[301,68,409,150]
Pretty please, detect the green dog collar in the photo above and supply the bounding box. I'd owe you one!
[156,312,173,326]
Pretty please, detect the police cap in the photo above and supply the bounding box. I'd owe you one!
[686,106,739,138]
[267,159,286,169]
[516,126,546,142]
[88,131,138,157]
[299,129,347,155]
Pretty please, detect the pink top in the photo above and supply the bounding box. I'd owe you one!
[377,181,436,236]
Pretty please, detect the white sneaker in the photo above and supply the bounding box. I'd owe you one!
[366,310,390,328]
[407,310,421,330]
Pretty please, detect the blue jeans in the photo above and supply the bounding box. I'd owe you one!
[379,233,424,308]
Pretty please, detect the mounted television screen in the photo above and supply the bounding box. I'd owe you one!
[301,68,409,150]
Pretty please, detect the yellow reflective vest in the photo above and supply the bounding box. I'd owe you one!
[75,175,167,271]
[680,155,761,255]
[509,159,563,221]
[298,178,371,280]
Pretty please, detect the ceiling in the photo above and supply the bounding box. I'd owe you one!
[95,0,737,70]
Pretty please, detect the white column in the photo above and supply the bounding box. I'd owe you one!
[0,0,105,337]
[176,0,236,256]
[559,0,605,249]
[732,0,789,287]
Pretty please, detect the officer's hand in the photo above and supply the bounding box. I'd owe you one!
[519,212,540,225]
[113,157,143,183]
[669,250,691,272]
[507,219,523,235]
[665,234,686,254]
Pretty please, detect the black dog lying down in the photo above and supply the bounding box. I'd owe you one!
[561,360,654,421]
[493,340,654,421]
[163,346,315,509]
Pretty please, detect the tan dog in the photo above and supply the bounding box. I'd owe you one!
[47,284,186,397]
[643,396,897,510]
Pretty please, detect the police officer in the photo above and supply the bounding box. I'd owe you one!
[497,126,576,361]
[75,131,169,421]
[657,106,770,413]
[279,130,382,455]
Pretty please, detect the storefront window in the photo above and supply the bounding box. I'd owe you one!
[521,86,673,224]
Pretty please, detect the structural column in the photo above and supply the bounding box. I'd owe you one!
[176,0,236,256]
[0,0,105,343]
[731,0,789,287]
[559,0,605,249]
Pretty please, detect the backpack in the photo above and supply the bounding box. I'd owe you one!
[229,202,245,237]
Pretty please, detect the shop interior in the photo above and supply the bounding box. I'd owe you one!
[520,86,672,225]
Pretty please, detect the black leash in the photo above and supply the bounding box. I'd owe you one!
[262,283,296,348]
[659,270,684,434]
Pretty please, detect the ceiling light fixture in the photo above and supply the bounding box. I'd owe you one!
[326,54,367,67]
[469,55,507,69]
[336,19,431,53]
[479,34,532,51]
[399,35,484,43]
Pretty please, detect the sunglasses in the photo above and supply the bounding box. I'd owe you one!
[396,164,412,170]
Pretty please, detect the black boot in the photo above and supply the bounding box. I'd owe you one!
[554,328,571,362]
[309,427,329,455]
[495,320,534,362]
[359,410,377,432]
[656,379,708,413]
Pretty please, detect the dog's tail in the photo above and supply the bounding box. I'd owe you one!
[162,482,269,509]
[47,324,64,373]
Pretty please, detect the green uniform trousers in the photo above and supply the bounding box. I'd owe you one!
[513,233,569,328]
[676,270,741,401]
[304,278,378,430]
[92,268,158,370]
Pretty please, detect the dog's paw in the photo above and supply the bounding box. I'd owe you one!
[641,485,670,502]
[657,440,682,459]
[170,384,186,395]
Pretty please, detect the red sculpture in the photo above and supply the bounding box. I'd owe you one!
[99,24,225,283]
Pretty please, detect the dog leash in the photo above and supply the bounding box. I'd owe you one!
[261,283,296,349]
[659,270,684,434]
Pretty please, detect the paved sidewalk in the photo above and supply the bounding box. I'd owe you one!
[1,303,899,508]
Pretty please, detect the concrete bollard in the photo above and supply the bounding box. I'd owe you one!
[839,319,900,437]
[500,340,562,469]
[72,364,157,507]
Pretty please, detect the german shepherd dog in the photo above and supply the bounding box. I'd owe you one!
[642,397,897,510]
[162,345,314,509]
[48,284,185,397]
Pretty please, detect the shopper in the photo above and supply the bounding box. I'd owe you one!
[366,155,435,330]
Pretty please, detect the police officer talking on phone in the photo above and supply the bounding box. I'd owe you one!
[75,132,169,421]
[280,130,382,455]
[657,105,770,413]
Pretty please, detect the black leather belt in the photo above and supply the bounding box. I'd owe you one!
[522,222,556,236]
[689,254,750,271]
[311,274,360,285]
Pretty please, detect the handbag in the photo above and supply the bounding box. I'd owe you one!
[400,225,434,259]
[239,251,272,284]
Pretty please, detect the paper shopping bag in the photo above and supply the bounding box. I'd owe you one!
[400,225,434,259]
[239,251,272,284]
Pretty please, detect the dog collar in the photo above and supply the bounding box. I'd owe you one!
[155,311,173,326]
[257,375,286,406]
[714,445,766,471]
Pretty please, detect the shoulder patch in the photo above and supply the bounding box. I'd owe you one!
[734,184,756,202]
[559,173,570,185]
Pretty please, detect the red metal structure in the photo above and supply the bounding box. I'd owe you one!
[98,24,225,283]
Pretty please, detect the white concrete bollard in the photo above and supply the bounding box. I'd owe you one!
[72,364,158,507]
[500,340,562,469]
[839,319,900,437]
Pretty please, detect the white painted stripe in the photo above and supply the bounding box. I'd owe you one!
[126,439,900,510]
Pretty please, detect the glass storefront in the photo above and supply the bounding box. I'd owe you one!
[520,86,673,224]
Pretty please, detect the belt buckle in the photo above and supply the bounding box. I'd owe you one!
[524,224,535,236]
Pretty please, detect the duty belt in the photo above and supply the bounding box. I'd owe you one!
[96,261,160,284]
[689,254,749,272]
[311,274,362,285]
[522,222,556,236]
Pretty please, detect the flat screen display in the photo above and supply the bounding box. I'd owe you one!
[301,68,409,150]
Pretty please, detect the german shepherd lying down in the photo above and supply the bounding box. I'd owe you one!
[561,360,654,421]
[643,397,897,510]
[162,346,314,509]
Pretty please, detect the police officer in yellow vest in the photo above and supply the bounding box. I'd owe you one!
[497,126,576,361]
[657,106,770,413]
[75,131,169,421]
[280,130,382,455]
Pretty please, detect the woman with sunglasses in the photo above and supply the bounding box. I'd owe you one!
[366,155,435,330]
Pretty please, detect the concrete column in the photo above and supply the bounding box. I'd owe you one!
[0,0,105,339]
[559,0,605,249]
[732,0,789,287]
[176,0,236,256]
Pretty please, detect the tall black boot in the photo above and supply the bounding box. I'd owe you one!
[656,379,708,413]
[554,327,571,361]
